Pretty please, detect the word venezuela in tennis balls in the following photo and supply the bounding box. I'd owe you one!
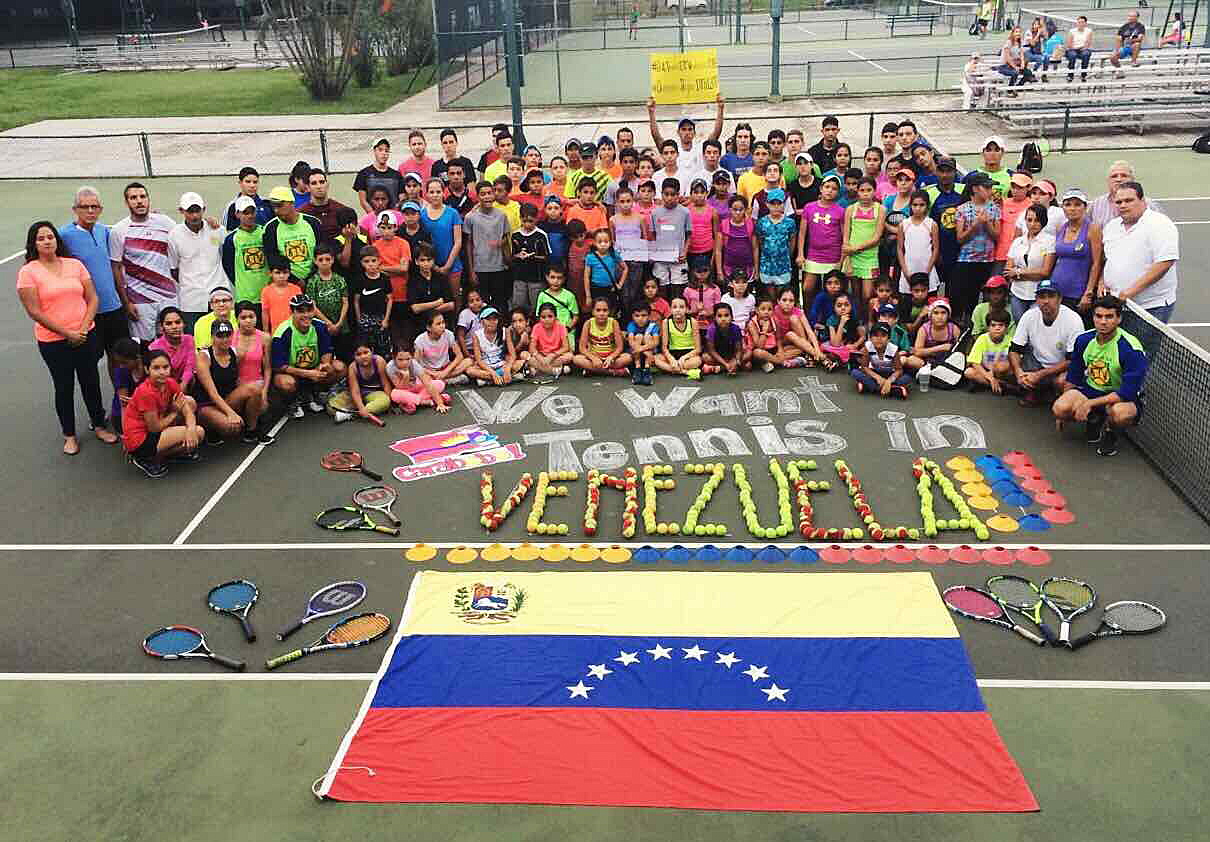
[477,459,991,541]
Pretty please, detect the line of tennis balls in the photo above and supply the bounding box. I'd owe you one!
[526,470,580,536]
[480,470,533,532]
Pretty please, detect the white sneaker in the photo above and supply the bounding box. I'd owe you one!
[562,365,571,375]
[762,361,775,373]
[475,378,489,387]
[290,403,305,419]
[333,410,353,424]
[447,374,469,386]
[307,399,324,413]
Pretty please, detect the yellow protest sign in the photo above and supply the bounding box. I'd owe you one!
[650,48,719,105]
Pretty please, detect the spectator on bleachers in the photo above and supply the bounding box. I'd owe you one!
[1065,16,1094,82]
[997,27,1035,87]
[1024,17,1047,69]
[1101,181,1179,323]
[1110,11,1146,71]
[1089,161,1163,226]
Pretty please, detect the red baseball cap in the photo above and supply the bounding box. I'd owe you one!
[984,275,1008,289]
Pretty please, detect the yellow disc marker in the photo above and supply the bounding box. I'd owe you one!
[404,543,437,563]
[540,543,570,563]
[987,514,1021,532]
[953,469,985,484]
[570,544,600,562]
[961,482,993,497]
[600,545,632,564]
[946,456,975,471]
[968,495,1000,511]
[446,545,478,565]
[480,543,510,562]
[510,542,541,561]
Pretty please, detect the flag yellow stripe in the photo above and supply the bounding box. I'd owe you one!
[403,571,958,638]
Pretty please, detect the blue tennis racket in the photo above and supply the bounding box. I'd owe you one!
[143,625,245,671]
[207,579,259,642]
[277,580,367,641]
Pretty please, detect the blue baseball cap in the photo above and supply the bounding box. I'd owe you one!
[400,201,422,213]
[677,117,696,129]
[479,306,500,319]
[544,195,562,205]
[766,188,786,203]
[1035,279,1061,297]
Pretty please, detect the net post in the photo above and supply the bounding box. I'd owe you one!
[867,112,875,147]
[806,61,812,95]
[319,129,330,172]
[1060,106,1070,153]
[138,132,153,178]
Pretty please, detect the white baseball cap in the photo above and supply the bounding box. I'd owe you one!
[233,195,256,213]
[179,191,205,210]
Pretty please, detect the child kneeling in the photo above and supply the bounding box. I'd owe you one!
[852,321,911,398]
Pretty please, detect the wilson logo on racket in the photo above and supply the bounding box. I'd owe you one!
[452,582,525,624]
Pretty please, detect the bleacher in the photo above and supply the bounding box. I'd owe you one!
[962,47,1210,134]
[69,26,285,71]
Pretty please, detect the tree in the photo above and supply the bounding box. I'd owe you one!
[269,0,367,100]
[366,0,434,76]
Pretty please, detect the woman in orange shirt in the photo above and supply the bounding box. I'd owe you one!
[16,221,118,455]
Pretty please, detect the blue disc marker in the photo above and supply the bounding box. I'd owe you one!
[789,546,820,564]
[724,545,755,564]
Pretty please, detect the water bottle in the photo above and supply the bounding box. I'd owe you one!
[919,364,931,393]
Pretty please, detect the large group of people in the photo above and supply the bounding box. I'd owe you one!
[18,103,1179,474]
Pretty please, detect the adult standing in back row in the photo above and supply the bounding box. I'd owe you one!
[109,182,178,344]
[1100,181,1179,323]
[262,186,323,284]
[354,138,406,213]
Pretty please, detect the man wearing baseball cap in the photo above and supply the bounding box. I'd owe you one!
[221,195,270,320]
[564,142,611,201]
[168,191,227,333]
[262,186,323,285]
[1006,279,1084,406]
[963,135,1012,198]
[647,93,725,177]
[271,292,345,416]
[927,156,966,291]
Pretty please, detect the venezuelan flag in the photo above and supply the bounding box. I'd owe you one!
[320,571,1037,812]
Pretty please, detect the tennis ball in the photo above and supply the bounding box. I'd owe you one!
[536,523,549,535]
[656,522,668,535]
[668,523,680,535]
[908,528,920,540]
[694,525,707,536]
[557,524,569,535]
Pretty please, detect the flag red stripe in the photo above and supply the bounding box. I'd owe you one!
[325,707,1038,812]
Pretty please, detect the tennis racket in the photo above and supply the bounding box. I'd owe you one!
[1069,601,1166,650]
[321,449,382,481]
[143,625,245,671]
[986,574,1055,643]
[315,506,399,535]
[206,579,258,642]
[265,612,391,670]
[1040,576,1097,646]
[942,585,1045,645]
[352,484,400,526]
[277,580,367,641]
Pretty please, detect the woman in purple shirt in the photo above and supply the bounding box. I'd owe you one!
[796,174,845,303]
[1050,187,1102,320]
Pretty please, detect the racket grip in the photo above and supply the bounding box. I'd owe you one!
[361,466,383,481]
[211,653,247,671]
[1068,631,1098,650]
[239,616,257,643]
[368,414,385,427]
[1013,624,1046,645]
[265,649,304,670]
[1038,622,1056,644]
[277,621,303,642]
[375,524,400,536]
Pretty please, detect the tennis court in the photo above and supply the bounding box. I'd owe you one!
[1,146,1208,839]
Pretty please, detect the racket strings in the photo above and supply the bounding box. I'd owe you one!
[327,615,389,643]
[323,451,361,470]
[146,627,202,655]
[987,579,1039,608]
[1043,580,1094,610]
[353,490,395,507]
[316,508,361,529]
[944,588,1003,618]
[1105,602,1165,631]
[210,583,255,609]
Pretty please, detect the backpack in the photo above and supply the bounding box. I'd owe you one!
[1017,142,1044,174]
[1193,130,1210,154]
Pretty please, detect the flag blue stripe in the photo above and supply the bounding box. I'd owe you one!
[370,635,983,712]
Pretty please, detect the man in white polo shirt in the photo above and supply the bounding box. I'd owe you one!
[168,191,228,333]
[1002,280,1085,406]
[1100,180,1179,323]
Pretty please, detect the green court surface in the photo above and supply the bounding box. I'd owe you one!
[1,146,1207,839]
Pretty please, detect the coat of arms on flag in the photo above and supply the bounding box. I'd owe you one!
[319,571,1037,813]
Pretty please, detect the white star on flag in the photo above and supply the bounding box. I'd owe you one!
[567,681,594,699]
[762,683,789,702]
[614,651,639,666]
[743,664,770,682]
[587,663,613,680]
[715,652,740,668]
[646,643,673,660]
[682,645,709,661]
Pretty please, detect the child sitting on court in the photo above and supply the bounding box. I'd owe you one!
[110,337,146,434]
[964,308,1014,394]
[971,275,1014,338]
[747,295,795,372]
[456,287,486,354]
[574,296,632,376]
[771,286,823,366]
[528,302,574,380]
[821,292,865,370]
[706,302,748,375]
[810,269,846,342]
[626,302,661,385]
[905,298,959,377]
[852,321,911,399]
[468,306,521,386]
[508,307,532,369]
[640,276,671,323]
[387,347,449,414]
[655,296,703,378]
[123,349,201,477]
[720,270,756,332]
[329,341,392,423]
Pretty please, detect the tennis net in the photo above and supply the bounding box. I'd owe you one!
[1120,300,1210,523]
[1016,7,1121,34]
[115,24,226,48]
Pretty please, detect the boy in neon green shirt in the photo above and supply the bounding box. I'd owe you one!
[965,308,1014,394]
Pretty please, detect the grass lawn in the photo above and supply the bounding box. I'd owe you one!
[0,66,433,131]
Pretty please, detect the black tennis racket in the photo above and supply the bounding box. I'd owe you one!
[321,449,382,481]
[143,625,245,671]
[315,506,399,535]
[352,484,400,526]
[265,612,391,670]
[986,574,1055,643]
[206,579,258,642]
[1041,576,1097,646]
[277,580,367,641]
[942,585,1045,645]
[1069,601,1166,650]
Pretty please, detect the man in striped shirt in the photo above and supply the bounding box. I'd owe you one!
[109,182,178,343]
[1088,160,1163,227]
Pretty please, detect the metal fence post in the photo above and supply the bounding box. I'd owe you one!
[8,48,14,68]
[319,129,330,172]
[1061,106,1071,153]
[139,132,153,178]
[867,112,875,147]
[556,37,563,104]
[806,61,811,96]
[933,55,940,89]
[845,19,849,40]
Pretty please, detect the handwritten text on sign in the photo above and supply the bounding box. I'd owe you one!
[650,48,719,105]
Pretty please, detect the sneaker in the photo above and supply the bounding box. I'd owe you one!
[892,385,909,399]
[169,450,200,463]
[290,403,305,419]
[333,409,353,424]
[256,430,276,445]
[240,430,259,444]
[307,399,324,413]
[783,356,806,368]
[686,368,701,380]
[131,455,166,478]
[762,361,775,373]
[562,365,571,375]
[205,432,225,447]
[1096,429,1119,457]
[632,368,643,385]
[702,363,721,375]
[643,368,654,385]
[447,374,469,386]
[1085,411,1106,443]
[475,378,489,387]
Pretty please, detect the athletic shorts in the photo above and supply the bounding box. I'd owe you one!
[131,301,168,342]
[803,259,837,275]
[130,430,160,460]
[687,252,712,272]
[94,307,131,353]
[1118,45,1134,58]
[669,347,694,360]
[651,260,687,287]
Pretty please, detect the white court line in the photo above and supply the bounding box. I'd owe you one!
[847,49,888,73]
[797,25,816,35]
[1174,221,1210,225]
[0,249,23,265]
[1,674,1205,690]
[172,413,289,545]
[1171,323,1210,328]
[2,542,1208,552]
